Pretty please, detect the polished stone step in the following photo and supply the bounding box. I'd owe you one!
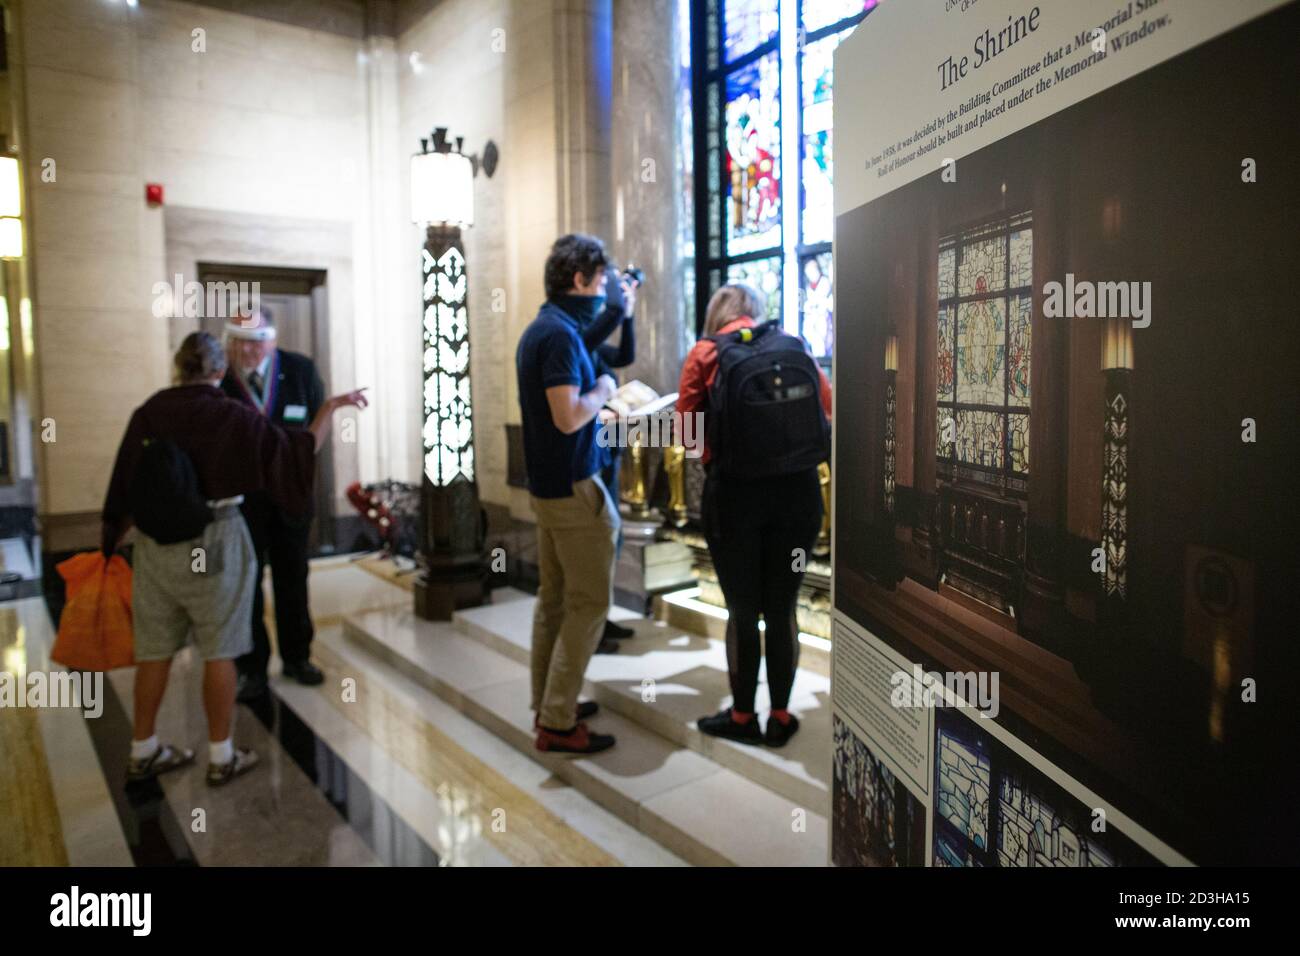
[453,588,831,814]
[293,626,684,866]
[342,605,827,866]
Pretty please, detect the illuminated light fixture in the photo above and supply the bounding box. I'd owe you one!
[0,157,22,259]
[410,127,497,620]
[0,157,20,217]
[1102,316,1133,371]
[0,218,22,259]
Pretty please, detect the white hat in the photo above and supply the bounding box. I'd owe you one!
[224,315,278,341]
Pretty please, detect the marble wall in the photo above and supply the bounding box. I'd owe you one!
[18,0,684,543]
[19,0,375,543]
[396,0,621,521]
[610,0,690,395]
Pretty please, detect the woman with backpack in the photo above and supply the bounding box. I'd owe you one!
[101,332,367,786]
[677,283,831,748]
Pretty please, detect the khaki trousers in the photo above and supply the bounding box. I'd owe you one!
[530,474,620,730]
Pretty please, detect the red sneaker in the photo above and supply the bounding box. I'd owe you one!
[535,722,616,755]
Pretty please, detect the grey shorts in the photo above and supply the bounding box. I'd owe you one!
[132,505,257,662]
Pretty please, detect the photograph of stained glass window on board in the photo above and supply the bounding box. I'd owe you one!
[932,709,1159,868]
[831,715,925,867]
[936,213,1032,491]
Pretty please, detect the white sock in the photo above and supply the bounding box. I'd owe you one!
[209,737,234,766]
[130,735,159,761]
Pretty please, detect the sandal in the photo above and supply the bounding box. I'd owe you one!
[206,747,260,787]
[126,743,196,782]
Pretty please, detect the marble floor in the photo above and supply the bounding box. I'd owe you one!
[343,588,831,866]
[2,556,686,867]
[0,597,132,866]
[6,551,832,866]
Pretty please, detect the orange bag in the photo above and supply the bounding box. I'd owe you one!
[51,551,135,671]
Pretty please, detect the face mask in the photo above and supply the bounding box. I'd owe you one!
[556,293,606,326]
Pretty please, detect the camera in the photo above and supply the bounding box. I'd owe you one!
[621,264,644,285]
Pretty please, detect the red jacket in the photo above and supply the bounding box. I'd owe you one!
[677,316,833,465]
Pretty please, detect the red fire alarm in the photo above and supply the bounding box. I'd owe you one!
[145,183,164,206]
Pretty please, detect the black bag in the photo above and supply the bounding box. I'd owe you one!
[706,322,830,479]
[128,438,213,544]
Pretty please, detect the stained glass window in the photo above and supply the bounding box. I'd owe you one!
[936,212,1033,486]
[724,0,779,63]
[802,0,873,33]
[800,32,839,245]
[689,0,875,352]
[800,252,833,358]
[679,0,696,335]
[936,724,992,850]
[726,54,782,255]
[728,255,783,323]
[955,299,1006,406]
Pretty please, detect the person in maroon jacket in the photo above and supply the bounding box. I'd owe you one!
[102,332,367,786]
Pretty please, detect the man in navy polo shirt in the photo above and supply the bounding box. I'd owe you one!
[516,234,621,756]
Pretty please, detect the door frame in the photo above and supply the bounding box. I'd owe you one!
[197,263,336,554]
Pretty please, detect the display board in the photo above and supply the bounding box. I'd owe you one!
[830,0,1299,866]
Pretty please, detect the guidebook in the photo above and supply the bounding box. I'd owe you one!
[604,380,678,419]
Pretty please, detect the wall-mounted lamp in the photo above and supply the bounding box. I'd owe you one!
[410,127,497,227]
[1102,317,1133,371]
[410,127,498,620]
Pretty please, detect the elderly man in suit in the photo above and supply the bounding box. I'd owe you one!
[222,308,327,700]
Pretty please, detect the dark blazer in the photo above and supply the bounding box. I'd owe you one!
[221,348,325,520]
[220,348,325,428]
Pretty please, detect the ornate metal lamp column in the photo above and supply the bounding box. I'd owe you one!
[878,331,899,580]
[883,331,899,517]
[1100,317,1132,624]
[410,129,490,620]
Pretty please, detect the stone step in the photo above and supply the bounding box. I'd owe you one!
[342,605,827,866]
[299,626,684,866]
[453,588,832,815]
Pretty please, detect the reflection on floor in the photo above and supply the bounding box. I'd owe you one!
[6,557,689,866]
[345,589,831,866]
[0,535,43,600]
[0,610,68,864]
[9,552,833,866]
[0,597,131,866]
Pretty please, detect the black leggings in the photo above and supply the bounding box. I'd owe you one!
[702,468,822,713]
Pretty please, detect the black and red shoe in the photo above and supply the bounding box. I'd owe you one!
[697,708,764,746]
[535,722,616,755]
[765,712,800,748]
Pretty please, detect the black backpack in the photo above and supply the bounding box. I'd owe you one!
[705,322,830,479]
[128,438,213,544]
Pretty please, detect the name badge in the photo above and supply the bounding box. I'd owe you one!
[284,404,308,422]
